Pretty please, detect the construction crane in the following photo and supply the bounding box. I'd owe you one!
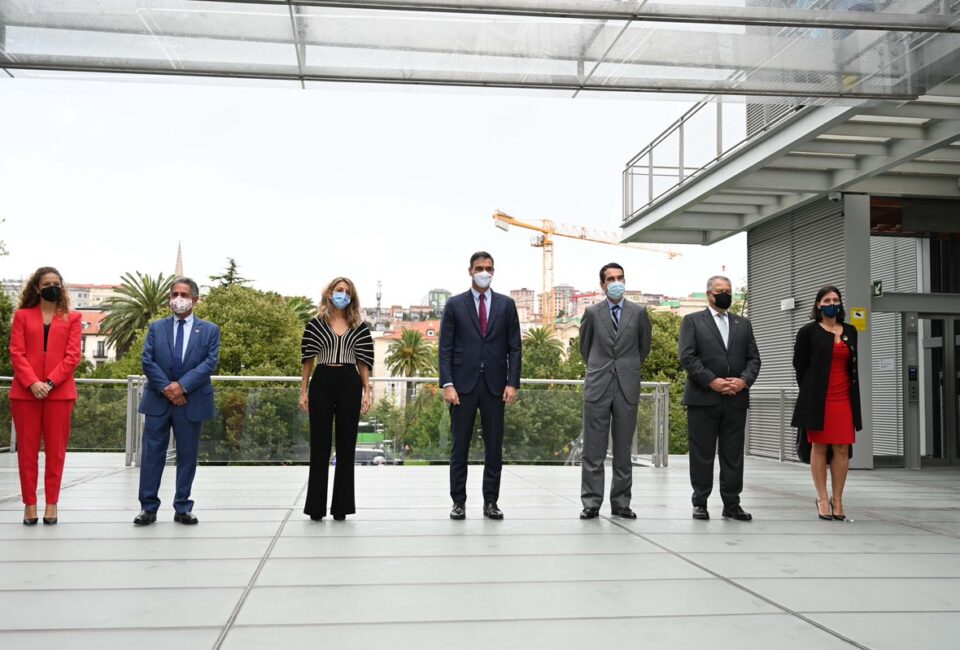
[492,210,681,330]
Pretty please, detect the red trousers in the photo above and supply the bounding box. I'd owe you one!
[11,399,75,506]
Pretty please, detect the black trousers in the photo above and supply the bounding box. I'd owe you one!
[304,365,362,518]
[449,378,504,505]
[687,401,747,508]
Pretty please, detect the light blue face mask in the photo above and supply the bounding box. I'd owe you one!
[331,291,351,310]
[606,281,626,300]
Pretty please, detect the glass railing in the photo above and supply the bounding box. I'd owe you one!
[0,376,670,467]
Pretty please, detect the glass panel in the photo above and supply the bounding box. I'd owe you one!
[1,0,956,98]
[0,385,10,450]
[193,379,662,465]
[954,318,960,462]
[70,382,128,451]
[920,317,946,461]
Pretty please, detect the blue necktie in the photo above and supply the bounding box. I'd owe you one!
[611,304,621,331]
[172,319,185,380]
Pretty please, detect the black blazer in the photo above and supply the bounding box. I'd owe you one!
[679,308,761,409]
[791,321,862,431]
[438,290,522,395]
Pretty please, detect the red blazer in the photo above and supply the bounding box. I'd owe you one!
[9,306,82,401]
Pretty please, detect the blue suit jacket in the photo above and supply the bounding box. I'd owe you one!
[438,290,521,395]
[139,315,220,423]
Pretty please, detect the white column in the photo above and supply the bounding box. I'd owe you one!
[843,193,874,469]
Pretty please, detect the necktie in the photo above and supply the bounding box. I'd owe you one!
[479,293,487,337]
[611,304,621,331]
[172,319,185,379]
[716,313,729,348]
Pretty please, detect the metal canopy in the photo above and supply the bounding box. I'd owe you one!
[620,77,960,245]
[1,0,959,99]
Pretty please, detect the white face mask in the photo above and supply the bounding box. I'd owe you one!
[170,296,193,316]
[473,271,492,289]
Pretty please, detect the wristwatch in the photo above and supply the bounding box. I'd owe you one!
[45,379,55,390]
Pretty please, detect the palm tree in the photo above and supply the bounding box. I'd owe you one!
[285,296,317,324]
[522,326,564,379]
[101,271,175,359]
[385,329,435,405]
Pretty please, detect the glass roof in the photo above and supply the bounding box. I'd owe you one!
[1,0,958,100]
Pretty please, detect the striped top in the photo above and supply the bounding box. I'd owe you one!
[301,317,374,369]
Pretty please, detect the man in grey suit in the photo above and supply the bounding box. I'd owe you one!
[579,263,652,520]
[679,275,761,522]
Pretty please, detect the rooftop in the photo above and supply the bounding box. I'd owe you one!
[1,452,958,649]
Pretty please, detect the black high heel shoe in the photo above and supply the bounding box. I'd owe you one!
[830,498,845,521]
[23,507,38,526]
[816,499,833,521]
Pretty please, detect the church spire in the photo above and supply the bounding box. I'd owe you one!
[175,242,184,277]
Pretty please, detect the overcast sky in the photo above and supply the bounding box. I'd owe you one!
[0,78,745,306]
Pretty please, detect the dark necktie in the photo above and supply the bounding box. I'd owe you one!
[611,304,621,331]
[172,319,185,380]
[479,293,487,337]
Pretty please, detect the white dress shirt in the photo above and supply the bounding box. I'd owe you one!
[708,305,729,348]
[172,313,195,361]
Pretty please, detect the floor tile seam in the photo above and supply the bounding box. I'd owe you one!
[223,611,790,629]
[851,506,960,541]
[211,478,308,650]
[241,577,729,590]
[0,551,667,563]
[0,466,133,505]
[0,625,226,634]
[0,585,250,594]
[504,466,870,650]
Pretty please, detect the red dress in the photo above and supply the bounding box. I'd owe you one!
[807,341,856,445]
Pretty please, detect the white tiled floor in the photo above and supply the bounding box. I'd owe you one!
[0,453,958,649]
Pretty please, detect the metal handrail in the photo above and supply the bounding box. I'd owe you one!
[746,386,799,462]
[0,376,671,468]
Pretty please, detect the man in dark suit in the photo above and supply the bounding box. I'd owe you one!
[579,262,652,520]
[439,251,521,520]
[134,277,220,526]
[679,275,760,521]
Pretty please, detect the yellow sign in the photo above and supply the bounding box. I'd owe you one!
[850,307,868,332]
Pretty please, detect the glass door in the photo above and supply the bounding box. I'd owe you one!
[920,316,960,465]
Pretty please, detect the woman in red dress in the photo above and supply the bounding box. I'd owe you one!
[9,267,82,525]
[791,285,861,521]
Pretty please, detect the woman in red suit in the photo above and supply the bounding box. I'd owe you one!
[791,285,861,521]
[9,267,82,525]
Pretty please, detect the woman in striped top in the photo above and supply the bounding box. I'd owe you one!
[299,276,374,521]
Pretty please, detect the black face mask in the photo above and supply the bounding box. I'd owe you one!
[40,286,62,303]
[712,291,733,310]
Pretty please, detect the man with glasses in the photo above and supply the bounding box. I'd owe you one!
[439,252,521,520]
[679,275,760,521]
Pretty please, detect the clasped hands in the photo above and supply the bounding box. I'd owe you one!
[443,385,518,406]
[162,382,187,406]
[709,377,747,396]
[29,382,51,399]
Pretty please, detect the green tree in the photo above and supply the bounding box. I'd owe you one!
[194,284,301,375]
[730,280,749,317]
[285,296,317,324]
[385,329,435,404]
[645,310,688,453]
[521,326,564,379]
[208,257,251,288]
[101,271,174,359]
[0,290,13,376]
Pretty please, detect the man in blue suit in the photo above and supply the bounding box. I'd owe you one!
[439,251,521,520]
[134,277,220,526]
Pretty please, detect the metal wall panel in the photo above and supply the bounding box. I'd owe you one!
[746,197,844,459]
[870,237,920,457]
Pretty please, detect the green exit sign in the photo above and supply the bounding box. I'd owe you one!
[872,280,883,298]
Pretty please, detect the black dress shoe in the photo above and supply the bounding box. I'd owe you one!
[333,514,346,521]
[721,505,752,521]
[816,499,833,521]
[22,517,38,526]
[483,502,504,520]
[309,515,324,521]
[42,517,58,525]
[450,502,466,520]
[692,505,710,520]
[580,507,600,519]
[611,507,637,519]
[173,512,199,525]
[133,510,157,526]
[830,498,845,521]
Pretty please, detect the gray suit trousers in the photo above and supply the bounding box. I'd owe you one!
[581,376,637,510]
